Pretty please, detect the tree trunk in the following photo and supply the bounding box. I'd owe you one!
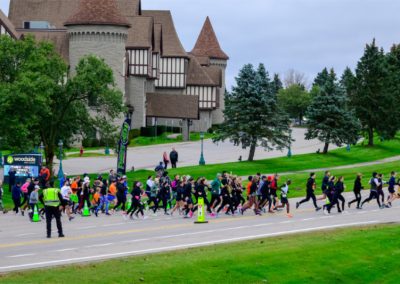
[45,145,55,178]
[299,114,302,126]
[368,126,374,146]
[248,142,256,161]
[323,142,329,154]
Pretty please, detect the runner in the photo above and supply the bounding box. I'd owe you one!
[275,180,292,217]
[317,171,331,200]
[210,174,222,211]
[61,180,74,221]
[361,172,383,209]
[127,182,146,219]
[348,173,363,209]
[296,173,321,211]
[241,175,262,215]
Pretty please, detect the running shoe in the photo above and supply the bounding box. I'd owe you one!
[188,211,193,218]
[286,213,293,218]
[69,216,75,221]
[315,207,322,212]
[296,202,300,209]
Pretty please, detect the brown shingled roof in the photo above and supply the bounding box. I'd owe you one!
[153,23,162,53]
[64,0,130,27]
[142,10,187,58]
[191,17,229,60]
[186,55,216,86]
[0,9,18,38]
[146,93,199,119]
[9,0,140,29]
[203,65,223,87]
[126,16,153,48]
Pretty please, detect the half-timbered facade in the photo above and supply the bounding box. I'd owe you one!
[5,0,228,135]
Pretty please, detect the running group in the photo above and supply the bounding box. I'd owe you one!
[9,169,400,221]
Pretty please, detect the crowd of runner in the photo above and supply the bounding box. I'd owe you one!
[6,166,400,222]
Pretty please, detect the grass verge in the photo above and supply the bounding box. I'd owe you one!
[1,224,399,284]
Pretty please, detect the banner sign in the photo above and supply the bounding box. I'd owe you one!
[3,154,43,183]
[117,118,131,175]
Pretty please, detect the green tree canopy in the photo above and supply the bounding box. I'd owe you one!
[352,39,390,146]
[305,68,361,153]
[277,84,311,124]
[0,35,125,173]
[213,64,291,161]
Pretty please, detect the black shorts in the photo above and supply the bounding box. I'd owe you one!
[271,191,277,198]
[185,197,193,204]
[281,197,288,204]
[61,199,70,207]
[389,188,395,194]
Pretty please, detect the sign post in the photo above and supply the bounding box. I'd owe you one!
[117,118,131,175]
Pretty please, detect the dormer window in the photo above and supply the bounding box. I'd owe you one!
[23,21,53,29]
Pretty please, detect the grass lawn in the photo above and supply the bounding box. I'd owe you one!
[129,132,214,147]
[1,224,399,284]
[67,152,113,158]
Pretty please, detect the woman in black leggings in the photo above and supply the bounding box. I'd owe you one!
[348,173,363,209]
[217,180,235,216]
[127,182,145,219]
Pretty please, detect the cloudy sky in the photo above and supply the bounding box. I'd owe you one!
[1,0,400,89]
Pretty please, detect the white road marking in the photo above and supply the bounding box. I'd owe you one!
[102,223,124,227]
[7,253,35,258]
[357,211,368,214]
[79,226,97,230]
[16,233,37,237]
[56,248,77,252]
[0,221,378,271]
[302,218,317,221]
[85,243,114,248]
[279,221,294,224]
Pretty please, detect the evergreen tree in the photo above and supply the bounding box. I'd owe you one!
[214,64,291,161]
[352,39,388,146]
[313,67,329,87]
[340,67,356,98]
[305,68,361,154]
[271,73,283,96]
[381,44,400,138]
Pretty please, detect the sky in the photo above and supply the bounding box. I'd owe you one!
[1,0,400,89]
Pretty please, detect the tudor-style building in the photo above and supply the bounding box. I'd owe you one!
[2,0,229,137]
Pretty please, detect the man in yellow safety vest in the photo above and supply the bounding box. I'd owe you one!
[39,186,65,238]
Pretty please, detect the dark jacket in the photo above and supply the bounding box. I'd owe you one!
[12,185,22,199]
[169,150,178,162]
[353,178,363,193]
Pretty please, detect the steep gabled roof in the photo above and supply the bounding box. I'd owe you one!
[142,10,187,58]
[65,0,130,27]
[0,9,18,38]
[203,65,223,87]
[191,16,229,60]
[186,55,217,86]
[153,23,162,53]
[8,0,139,29]
[126,16,153,48]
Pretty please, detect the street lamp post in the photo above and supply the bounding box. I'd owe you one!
[40,142,45,164]
[57,140,64,180]
[287,132,292,158]
[199,132,206,166]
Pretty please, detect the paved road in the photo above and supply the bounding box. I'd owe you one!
[0,190,397,273]
[59,128,337,175]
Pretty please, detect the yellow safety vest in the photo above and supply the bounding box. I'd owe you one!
[43,188,61,207]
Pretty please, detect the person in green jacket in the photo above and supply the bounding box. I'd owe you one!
[210,174,222,211]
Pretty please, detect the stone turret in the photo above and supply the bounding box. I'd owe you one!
[191,17,229,125]
[64,0,131,95]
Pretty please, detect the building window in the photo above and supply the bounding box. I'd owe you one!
[128,49,150,76]
[151,52,160,79]
[155,57,187,88]
[23,21,52,29]
[186,86,217,109]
